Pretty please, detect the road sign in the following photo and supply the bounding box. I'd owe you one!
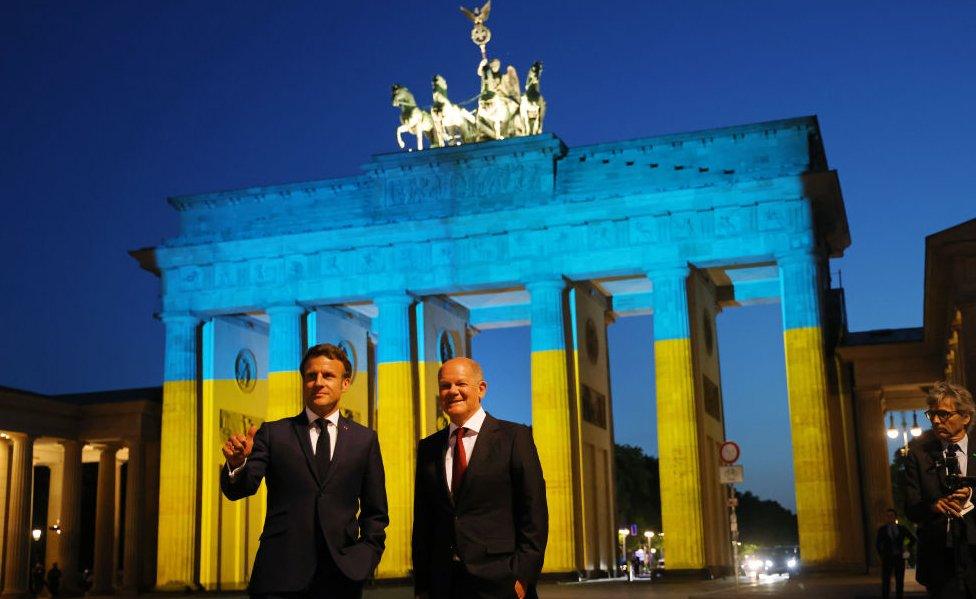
[719,465,744,484]
[719,441,740,464]
[630,523,638,536]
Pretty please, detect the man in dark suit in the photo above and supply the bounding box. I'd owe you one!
[412,357,548,599]
[877,508,917,599]
[905,381,976,598]
[221,343,389,599]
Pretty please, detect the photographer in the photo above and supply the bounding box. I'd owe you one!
[905,381,976,598]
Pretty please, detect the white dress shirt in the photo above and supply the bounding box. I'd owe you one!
[445,406,487,490]
[306,406,339,459]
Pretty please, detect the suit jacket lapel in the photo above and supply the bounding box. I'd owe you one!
[966,432,976,479]
[433,428,453,506]
[455,413,498,503]
[323,416,352,487]
[290,413,321,485]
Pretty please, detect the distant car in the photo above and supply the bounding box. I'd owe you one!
[742,545,799,577]
[768,545,799,574]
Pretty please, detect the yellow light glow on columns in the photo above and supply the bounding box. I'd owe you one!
[156,378,199,589]
[375,361,415,578]
[374,293,416,579]
[783,326,842,564]
[531,349,576,572]
[654,338,705,569]
[266,371,302,421]
[156,313,200,591]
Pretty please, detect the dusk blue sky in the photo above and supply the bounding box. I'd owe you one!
[2,2,974,511]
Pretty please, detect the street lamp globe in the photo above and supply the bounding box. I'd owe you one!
[910,411,922,437]
[886,413,899,439]
[31,529,41,541]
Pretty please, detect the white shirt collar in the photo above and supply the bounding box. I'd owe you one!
[448,406,486,436]
[306,406,340,428]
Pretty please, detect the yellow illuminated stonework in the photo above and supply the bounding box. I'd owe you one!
[267,370,302,421]
[199,379,267,589]
[531,349,576,573]
[156,379,199,590]
[653,338,705,570]
[375,360,416,578]
[783,326,842,564]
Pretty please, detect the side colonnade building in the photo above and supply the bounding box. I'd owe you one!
[0,387,160,598]
[130,117,863,587]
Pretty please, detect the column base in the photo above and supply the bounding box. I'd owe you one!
[654,567,715,581]
[152,582,202,593]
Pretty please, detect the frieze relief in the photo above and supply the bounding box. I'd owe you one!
[163,198,817,305]
[376,162,548,217]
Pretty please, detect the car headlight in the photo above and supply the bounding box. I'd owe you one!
[787,558,797,569]
[764,560,773,568]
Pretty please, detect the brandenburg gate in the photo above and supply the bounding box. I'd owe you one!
[133,111,860,586]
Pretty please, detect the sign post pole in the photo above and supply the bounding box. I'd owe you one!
[719,441,743,588]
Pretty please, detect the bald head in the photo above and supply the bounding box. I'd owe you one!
[438,357,483,381]
[438,357,487,426]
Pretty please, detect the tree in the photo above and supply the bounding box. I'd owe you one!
[735,491,798,546]
[614,444,661,531]
[614,443,799,547]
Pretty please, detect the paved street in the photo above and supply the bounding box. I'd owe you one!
[355,572,927,598]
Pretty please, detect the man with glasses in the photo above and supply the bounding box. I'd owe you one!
[905,381,976,598]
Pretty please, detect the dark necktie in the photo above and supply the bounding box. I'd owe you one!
[947,443,962,475]
[452,427,468,495]
[315,418,331,481]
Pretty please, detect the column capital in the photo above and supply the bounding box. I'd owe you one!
[159,311,200,326]
[775,249,823,267]
[265,303,305,317]
[95,441,122,455]
[372,291,415,307]
[3,431,36,445]
[646,263,690,281]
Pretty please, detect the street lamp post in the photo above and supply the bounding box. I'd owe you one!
[617,528,630,580]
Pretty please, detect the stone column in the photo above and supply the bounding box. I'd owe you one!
[0,439,10,590]
[57,440,83,594]
[121,440,143,594]
[778,250,843,566]
[90,444,119,595]
[373,292,416,578]
[855,389,892,566]
[45,452,64,568]
[649,266,706,570]
[267,304,305,421]
[155,313,199,590]
[2,433,35,599]
[960,303,976,390]
[526,279,576,573]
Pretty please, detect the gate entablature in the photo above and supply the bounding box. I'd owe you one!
[147,116,848,317]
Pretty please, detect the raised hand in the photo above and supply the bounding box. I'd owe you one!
[222,425,257,469]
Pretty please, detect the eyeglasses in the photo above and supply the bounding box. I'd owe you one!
[925,409,961,422]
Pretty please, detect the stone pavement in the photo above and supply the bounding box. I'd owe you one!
[80,572,926,599]
[357,572,927,598]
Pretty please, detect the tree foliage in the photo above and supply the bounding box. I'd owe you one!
[614,444,662,531]
[735,491,798,546]
[614,443,798,546]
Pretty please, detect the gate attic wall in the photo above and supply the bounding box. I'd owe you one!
[155,120,844,316]
[138,115,856,583]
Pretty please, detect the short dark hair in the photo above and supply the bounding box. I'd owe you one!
[886,508,897,514]
[300,343,352,380]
